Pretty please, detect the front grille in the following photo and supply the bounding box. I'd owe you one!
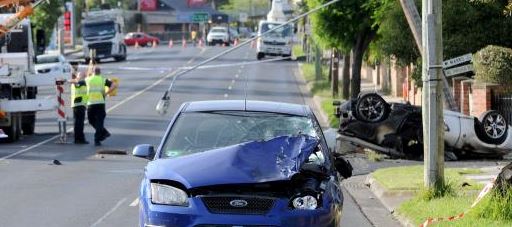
[263,41,286,46]
[201,196,275,215]
[37,69,50,73]
[88,42,112,57]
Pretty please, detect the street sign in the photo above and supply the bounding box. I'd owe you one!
[239,12,248,23]
[192,12,209,23]
[442,53,472,68]
[444,64,474,77]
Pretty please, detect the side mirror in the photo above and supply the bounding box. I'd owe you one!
[132,144,155,160]
[323,128,337,152]
[333,153,353,179]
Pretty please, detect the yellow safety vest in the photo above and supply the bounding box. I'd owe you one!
[71,83,87,107]
[85,75,107,105]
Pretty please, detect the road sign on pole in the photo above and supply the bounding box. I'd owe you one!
[192,12,209,23]
[442,53,472,68]
[444,64,474,77]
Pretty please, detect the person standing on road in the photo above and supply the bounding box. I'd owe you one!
[70,62,89,144]
[84,67,117,146]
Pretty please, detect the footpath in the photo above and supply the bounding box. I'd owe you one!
[294,61,510,227]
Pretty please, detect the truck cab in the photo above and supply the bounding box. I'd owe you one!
[82,9,127,62]
[256,20,293,60]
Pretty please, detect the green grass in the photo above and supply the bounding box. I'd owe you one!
[371,165,483,191]
[321,98,339,128]
[399,193,512,227]
[292,44,305,58]
[473,186,512,222]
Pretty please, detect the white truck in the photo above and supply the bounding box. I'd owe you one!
[256,0,294,60]
[0,15,68,142]
[81,9,127,63]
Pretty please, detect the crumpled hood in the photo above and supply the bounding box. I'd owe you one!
[146,135,319,189]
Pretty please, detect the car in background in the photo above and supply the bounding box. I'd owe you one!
[124,32,160,47]
[334,93,512,160]
[133,100,352,227]
[207,26,230,46]
[35,53,71,74]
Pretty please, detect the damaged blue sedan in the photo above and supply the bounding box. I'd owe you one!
[133,100,353,227]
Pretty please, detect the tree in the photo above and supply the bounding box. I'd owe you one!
[373,0,512,85]
[31,0,65,44]
[307,0,383,99]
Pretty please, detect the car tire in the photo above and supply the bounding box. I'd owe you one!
[478,110,508,145]
[354,93,390,123]
[257,52,265,60]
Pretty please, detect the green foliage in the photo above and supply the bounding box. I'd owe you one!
[31,0,65,44]
[473,45,512,85]
[321,98,340,128]
[474,185,512,221]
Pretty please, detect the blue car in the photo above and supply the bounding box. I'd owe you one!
[133,100,353,227]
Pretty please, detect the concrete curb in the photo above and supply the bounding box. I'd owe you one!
[366,175,416,227]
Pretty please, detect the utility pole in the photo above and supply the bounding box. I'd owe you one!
[422,0,444,187]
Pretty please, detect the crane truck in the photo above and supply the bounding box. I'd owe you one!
[0,0,69,141]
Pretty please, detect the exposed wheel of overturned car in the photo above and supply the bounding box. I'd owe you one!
[355,93,390,123]
[478,110,508,145]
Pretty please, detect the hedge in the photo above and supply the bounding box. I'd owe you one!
[474,45,512,85]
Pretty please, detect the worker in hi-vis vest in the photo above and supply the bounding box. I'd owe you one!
[79,67,117,146]
[70,62,88,144]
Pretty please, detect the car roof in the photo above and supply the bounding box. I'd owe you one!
[182,100,309,116]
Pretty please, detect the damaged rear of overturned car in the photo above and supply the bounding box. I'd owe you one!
[133,100,352,227]
[334,93,512,160]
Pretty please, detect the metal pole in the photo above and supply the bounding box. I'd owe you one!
[422,0,444,188]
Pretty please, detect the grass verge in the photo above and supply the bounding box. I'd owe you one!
[373,165,512,226]
[371,165,482,191]
[299,62,340,128]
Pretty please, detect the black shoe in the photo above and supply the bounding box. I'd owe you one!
[94,141,101,146]
[74,140,90,145]
[100,131,111,141]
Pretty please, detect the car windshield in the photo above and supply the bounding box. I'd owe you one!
[210,28,226,33]
[82,21,115,37]
[36,55,60,64]
[161,111,318,158]
[260,23,292,38]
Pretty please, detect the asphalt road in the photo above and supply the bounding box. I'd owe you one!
[0,45,373,226]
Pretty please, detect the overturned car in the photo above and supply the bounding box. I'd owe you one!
[133,100,352,227]
[334,93,512,159]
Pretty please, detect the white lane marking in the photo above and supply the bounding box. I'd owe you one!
[0,50,207,161]
[224,94,228,98]
[228,86,232,90]
[238,69,242,74]
[129,198,139,207]
[90,197,127,227]
[240,65,245,69]
[231,79,235,84]
[235,74,239,78]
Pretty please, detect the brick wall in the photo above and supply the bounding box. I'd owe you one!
[461,80,473,115]
[452,78,464,110]
[470,83,495,117]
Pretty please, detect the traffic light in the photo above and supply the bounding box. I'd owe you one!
[64,11,71,31]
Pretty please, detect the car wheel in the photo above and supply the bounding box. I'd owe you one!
[354,93,390,123]
[257,52,265,60]
[478,110,508,145]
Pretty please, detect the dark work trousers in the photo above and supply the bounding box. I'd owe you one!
[87,104,109,142]
[73,105,86,142]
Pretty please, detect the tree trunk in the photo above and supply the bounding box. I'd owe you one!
[314,44,322,80]
[350,30,376,99]
[332,49,339,97]
[328,49,333,82]
[342,53,350,99]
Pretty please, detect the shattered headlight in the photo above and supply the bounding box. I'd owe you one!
[150,183,189,206]
[292,195,318,210]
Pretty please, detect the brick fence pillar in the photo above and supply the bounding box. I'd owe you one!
[452,78,464,111]
[471,83,497,117]
[461,80,473,115]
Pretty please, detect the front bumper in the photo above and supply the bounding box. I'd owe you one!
[141,197,338,227]
[257,44,291,56]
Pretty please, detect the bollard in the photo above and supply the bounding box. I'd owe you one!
[55,80,67,143]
